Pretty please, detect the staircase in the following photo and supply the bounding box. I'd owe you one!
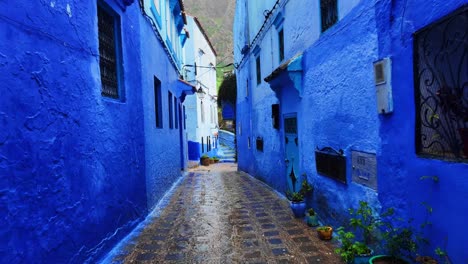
[218,144,236,163]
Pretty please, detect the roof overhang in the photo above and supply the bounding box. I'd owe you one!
[264,53,303,97]
[177,79,197,103]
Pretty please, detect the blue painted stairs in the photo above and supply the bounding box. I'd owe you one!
[217,144,236,163]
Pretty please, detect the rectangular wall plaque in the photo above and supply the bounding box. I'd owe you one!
[351,151,377,190]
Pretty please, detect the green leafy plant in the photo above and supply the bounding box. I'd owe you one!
[434,247,452,264]
[286,191,304,202]
[308,208,316,215]
[201,154,209,159]
[379,208,429,261]
[349,201,381,245]
[286,174,312,202]
[335,201,378,263]
[317,226,332,231]
[335,227,357,263]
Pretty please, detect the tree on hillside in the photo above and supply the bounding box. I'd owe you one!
[217,73,237,108]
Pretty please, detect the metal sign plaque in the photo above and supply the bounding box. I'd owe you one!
[351,151,377,190]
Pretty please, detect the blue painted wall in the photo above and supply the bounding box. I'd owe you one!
[374,1,468,262]
[0,0,189,262]
[139,12,186,209]
[234,0,468,261]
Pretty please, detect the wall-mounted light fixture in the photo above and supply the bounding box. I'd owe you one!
[196,87,205,100]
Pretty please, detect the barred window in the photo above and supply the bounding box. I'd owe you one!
[414,6,468,162]
[320,0,338,32]
[154,77,163,128]
[278,28,284,62]
[174,97,178,129]
[168,91,173,129]
[256,56,261,85]
[97,2,122,98]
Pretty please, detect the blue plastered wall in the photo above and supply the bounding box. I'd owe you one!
[0,0,187,262]
[235,0,468,261]
[298,0,381,228]
[375,0,468,262]
[138,13,184,209]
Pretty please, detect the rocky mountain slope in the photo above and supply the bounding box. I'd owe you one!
[183,0,236,66]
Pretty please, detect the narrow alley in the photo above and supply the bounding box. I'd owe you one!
[107,164,342,263]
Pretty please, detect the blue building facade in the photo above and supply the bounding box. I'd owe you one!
[0,0,193,262]
[234,0,467,261]
[183,15,219,166]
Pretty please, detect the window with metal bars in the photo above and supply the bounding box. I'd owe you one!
[174,97,178,129]
[168,91,173,129]
[414,6,468,162]
[320,0,338,32]
[256,56,261,85]
[97,2,122,99]
[278,28,284,62]
[183,105,186,129]
[154,76,163,128]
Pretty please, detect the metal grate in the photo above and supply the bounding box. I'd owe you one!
[320,0,338,32]
[414,5,468,161]
[98,5,120,98]
[315,147,346,184]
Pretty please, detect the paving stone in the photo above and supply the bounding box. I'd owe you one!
[244,251,262,258]
[263,231,280,237]
[268,238,283,245]
[272,248,289,256]
[136,253,157,261]
[286,229,302,235]
[292,236,311,243]
[261,223,276,229]
[138,243,161,251]
[300,245,318,253]
[165,253,184,261]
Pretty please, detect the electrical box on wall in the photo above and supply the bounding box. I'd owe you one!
[374,58,393,114]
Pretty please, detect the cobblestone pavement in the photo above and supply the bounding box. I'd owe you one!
[113,164,342,263]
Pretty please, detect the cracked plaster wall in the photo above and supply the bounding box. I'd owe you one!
[0,0,186,262]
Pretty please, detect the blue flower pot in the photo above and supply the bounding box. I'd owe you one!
[306,214,319,226]
[290,201,306,218]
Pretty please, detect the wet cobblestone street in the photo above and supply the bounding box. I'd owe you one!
[112,164,342,263]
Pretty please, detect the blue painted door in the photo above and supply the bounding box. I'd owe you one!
[284,115,300,193]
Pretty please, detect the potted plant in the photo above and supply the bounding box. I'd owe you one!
[335,201,377,263]
[316,226,333,240]
[306,208,319,227]
[287,191,306,218]
[209,157,215,164]
[200,154,210,166]
[286,174,313,218]
[213,156,220,163]
[369,208,419,264]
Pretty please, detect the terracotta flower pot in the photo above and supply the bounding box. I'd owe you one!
[200,157,210,166]
[316,226,333,240]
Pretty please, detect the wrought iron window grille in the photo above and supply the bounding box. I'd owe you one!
[413,5,468,162]
[97,3,122,99]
